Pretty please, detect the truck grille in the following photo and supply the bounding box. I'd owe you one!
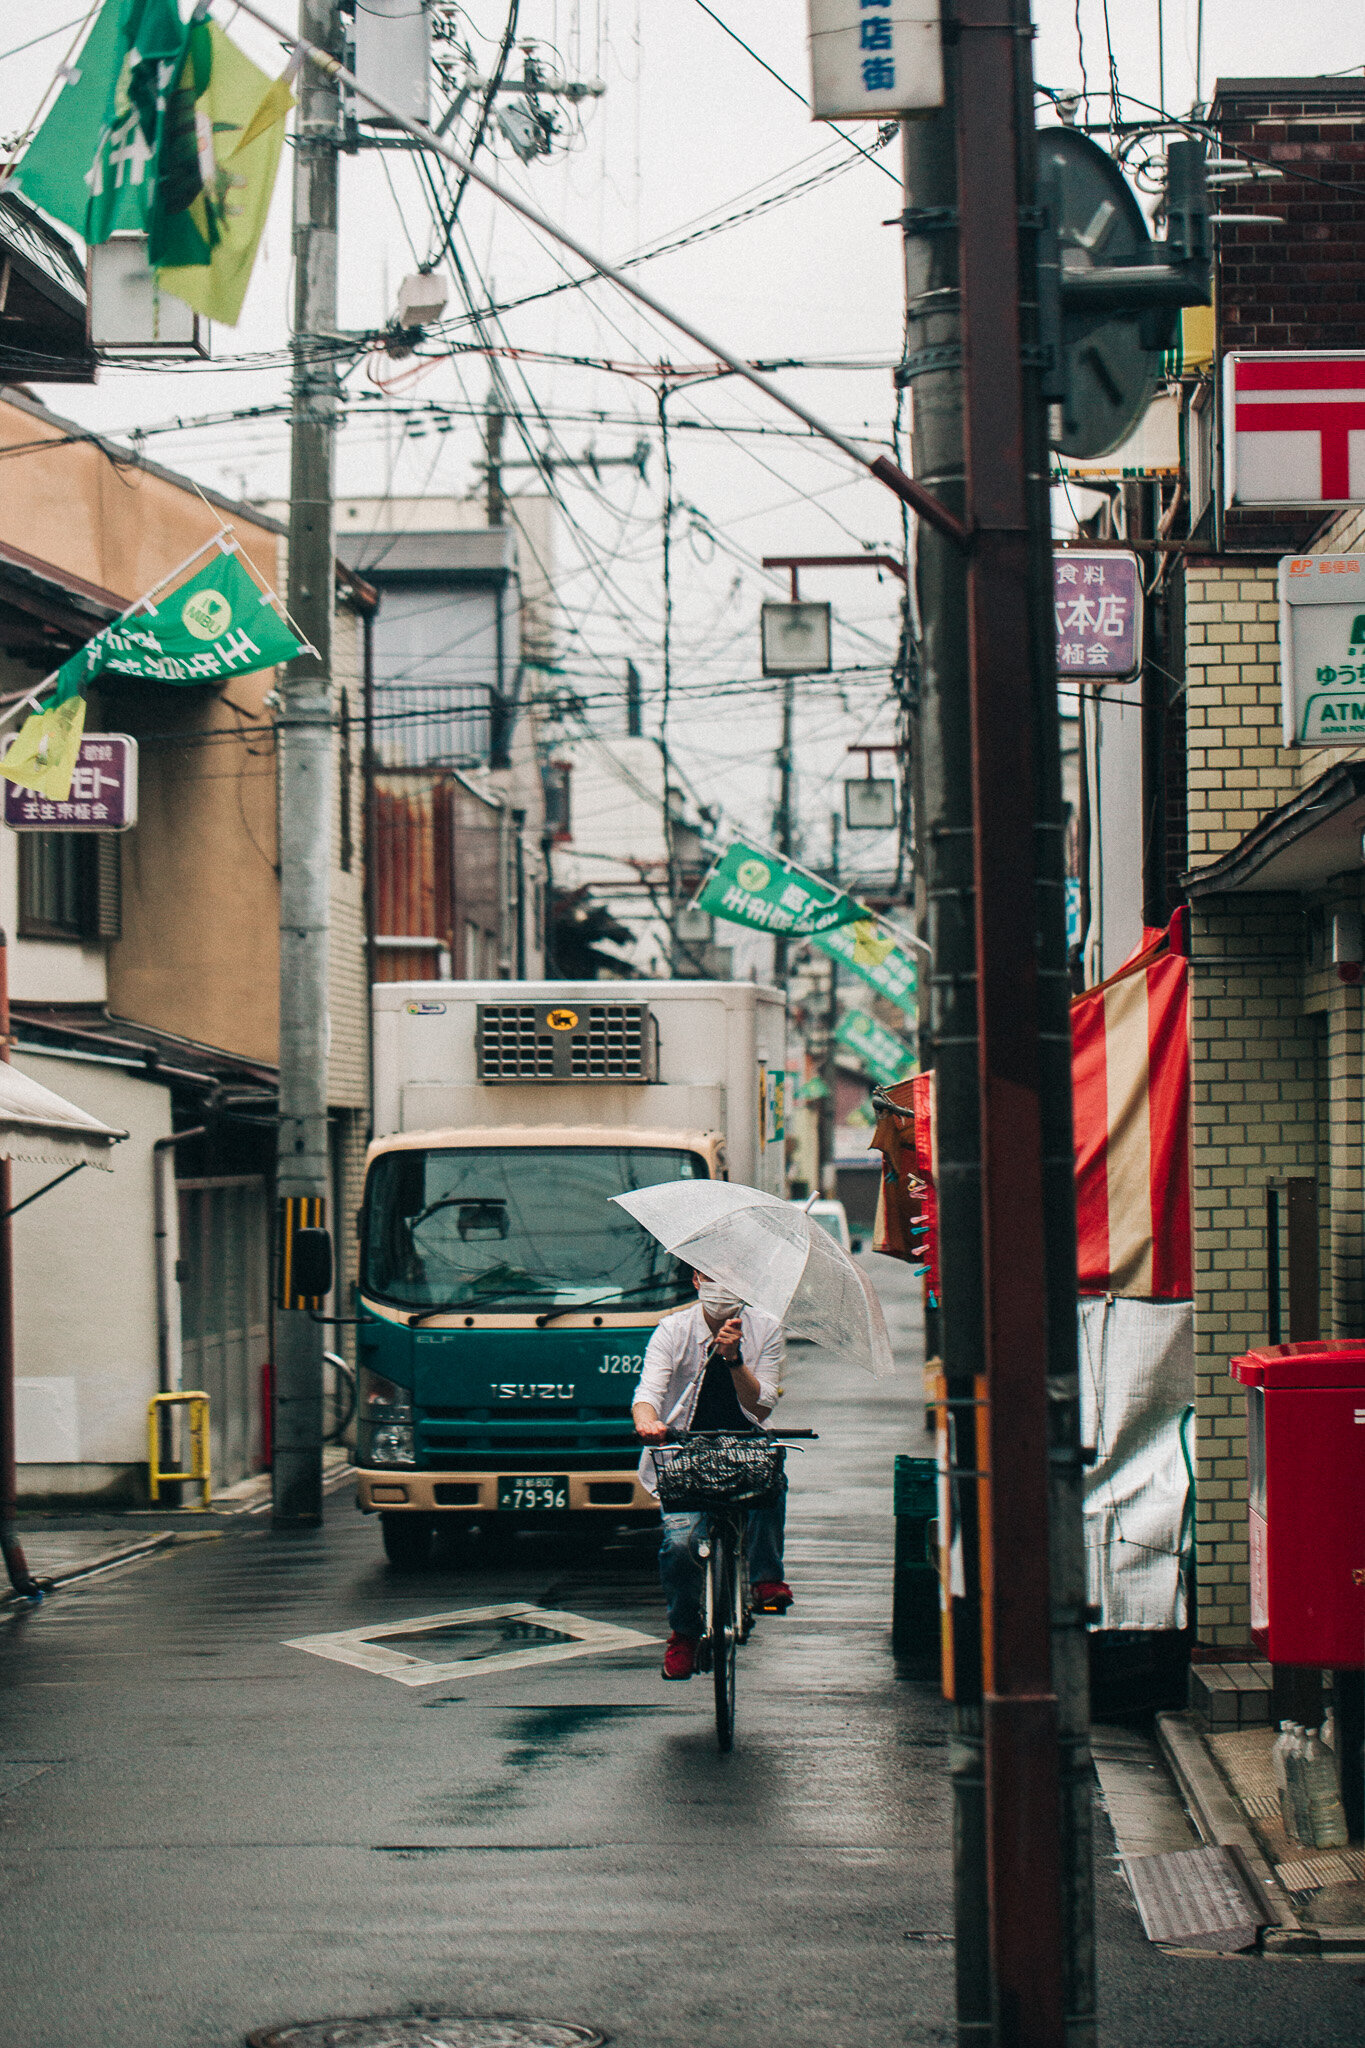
[477,1002,657,1082]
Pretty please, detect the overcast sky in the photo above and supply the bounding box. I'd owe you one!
[3,2,1359,889]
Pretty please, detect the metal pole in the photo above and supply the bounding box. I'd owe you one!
[0,930,40,1599]
[273,0,342,1528]
[485,386,506,528]
[954,5,1091,2040]
[773,670,795,988]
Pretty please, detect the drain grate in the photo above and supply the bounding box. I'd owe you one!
[248,2021,605,2048]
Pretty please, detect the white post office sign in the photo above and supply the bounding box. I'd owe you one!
[807,1,944,120]
[1278,554,1365,744]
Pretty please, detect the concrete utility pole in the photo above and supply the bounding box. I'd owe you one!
[818,810,840,1190]
[772,670,795,986]
[903,6,1092,2044]
[484,383,506,527]
[273,0,343,1528]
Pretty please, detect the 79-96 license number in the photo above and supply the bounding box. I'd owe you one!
[498,1474,569,1511]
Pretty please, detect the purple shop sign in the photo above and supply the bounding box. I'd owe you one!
[1054,549,1143,683]
[3,735,138,832]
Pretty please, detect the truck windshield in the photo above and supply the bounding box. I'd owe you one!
[363,1145,706,1312]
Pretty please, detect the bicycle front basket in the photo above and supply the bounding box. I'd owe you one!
[654,1433,787,1512]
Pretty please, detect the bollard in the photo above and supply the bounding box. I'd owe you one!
[892,1452,941,1674]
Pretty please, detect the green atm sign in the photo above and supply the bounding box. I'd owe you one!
[1279,553,1365,744]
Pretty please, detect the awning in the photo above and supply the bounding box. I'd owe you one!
[0,1063,126,1169]
[1183,762,1365,897]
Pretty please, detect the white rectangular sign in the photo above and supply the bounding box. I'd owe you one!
[1226,353,1365,507]
[807,1,944,120]
[1278,553,1365,744]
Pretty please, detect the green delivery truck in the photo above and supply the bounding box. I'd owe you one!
[352,980,788,1565]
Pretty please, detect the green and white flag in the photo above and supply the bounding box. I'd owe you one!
[696,842,865,938]
[47,547,303,705]
[815,918,919,1017]
[834,1009,916,1089]
[8,0,192,245]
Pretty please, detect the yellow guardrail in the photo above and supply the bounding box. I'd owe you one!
[147,1392,211,1509]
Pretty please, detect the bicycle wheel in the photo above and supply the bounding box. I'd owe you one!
[710,1520,739,1752]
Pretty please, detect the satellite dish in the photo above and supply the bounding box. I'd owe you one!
[1038,128,1171,460]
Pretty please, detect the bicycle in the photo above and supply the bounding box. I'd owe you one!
[652,1427,817,1753]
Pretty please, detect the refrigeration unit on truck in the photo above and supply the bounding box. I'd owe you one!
[349,980,788,1566]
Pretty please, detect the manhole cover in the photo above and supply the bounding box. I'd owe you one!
[248,2021,605,2048]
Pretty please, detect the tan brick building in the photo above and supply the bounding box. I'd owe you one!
[1166,80,1365,1643]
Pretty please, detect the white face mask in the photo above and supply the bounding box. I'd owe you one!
[697,1280,743,1319]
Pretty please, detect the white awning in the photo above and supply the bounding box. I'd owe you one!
[0,1062,126,1169]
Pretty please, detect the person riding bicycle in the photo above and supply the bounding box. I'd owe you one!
[632,1271,793,1681]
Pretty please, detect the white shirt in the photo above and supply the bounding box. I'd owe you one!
[632,1301,785,1496]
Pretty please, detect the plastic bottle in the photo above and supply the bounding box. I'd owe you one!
[1272,1721,1301,1837]
[1301,1726,1349,1848]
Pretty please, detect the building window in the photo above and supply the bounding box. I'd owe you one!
[18,834,120,941]
[338,686,353,874]
[543,760,572,842]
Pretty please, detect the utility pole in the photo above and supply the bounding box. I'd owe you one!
[772,668,795,986]
[818,811,840,1193]
[903,5,1092,2044]
[274,0,343,1528]
[484,382,506,527]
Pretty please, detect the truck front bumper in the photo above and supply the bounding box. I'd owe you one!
[356,1468,657,1514]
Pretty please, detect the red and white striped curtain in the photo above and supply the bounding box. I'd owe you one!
[1071,921,1191,1300]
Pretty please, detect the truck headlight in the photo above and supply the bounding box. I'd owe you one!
[359,1367,415,1468]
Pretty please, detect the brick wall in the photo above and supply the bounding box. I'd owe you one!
[1213,78,1365,553]
[1183,562,1294,859]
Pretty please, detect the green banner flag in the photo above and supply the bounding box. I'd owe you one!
[696,843,865,939]
[814,918,919,1016]
[156,24,294,324]
[47,548,303,705]
[834,1009,916,1089]
[86,0,194,247]
[6,0,128,233]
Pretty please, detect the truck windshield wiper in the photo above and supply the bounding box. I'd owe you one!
[407,1286,552,1326]
[534,1279,691,1326]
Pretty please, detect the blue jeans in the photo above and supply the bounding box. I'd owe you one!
[658,1501,786,1637]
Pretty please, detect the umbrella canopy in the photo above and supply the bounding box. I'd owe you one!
[0,1063,125,1168]
[611,1179,896,1377]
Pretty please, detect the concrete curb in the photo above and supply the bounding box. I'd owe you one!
[1155,1710,1318,1954]
[2,1530,177,1606]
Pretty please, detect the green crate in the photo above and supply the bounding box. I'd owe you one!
[893,1453,937,1518]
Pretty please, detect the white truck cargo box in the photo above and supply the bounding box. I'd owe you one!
[372,980,789,1191]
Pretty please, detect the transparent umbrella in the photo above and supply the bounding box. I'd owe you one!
[611,1179,896,1377]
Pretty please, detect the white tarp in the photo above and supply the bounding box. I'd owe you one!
[1079,1296,1195,1631]
[0,1061,125,1168]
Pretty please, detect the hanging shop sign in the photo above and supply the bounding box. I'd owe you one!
[2,734,138,831]
[1054,550,1143,681]
[760,600,832,676]
[834,1008,916,1088]
[1226,353,1365,507]
[1277,553,1365,744]
[806,1,944,120]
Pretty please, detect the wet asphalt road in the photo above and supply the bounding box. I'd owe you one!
[2,1257,1363,2048]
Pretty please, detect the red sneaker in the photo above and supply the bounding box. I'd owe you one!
[662,1632,698,1680]
[752,1580,793,1613]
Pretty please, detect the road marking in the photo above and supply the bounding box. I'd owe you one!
[284,1603,661,1686]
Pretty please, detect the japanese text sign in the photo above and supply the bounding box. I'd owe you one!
[1226,353,1365,507]
[835,1008,916,1088]
[806,1,943,120]
[696,843,865,938]
[2,733,138,830]
[1278,554,1365,745]
[1054,551,1142,682]
[814,918,918,1017]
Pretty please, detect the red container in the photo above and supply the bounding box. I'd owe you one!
[1229,1343,1365,1668]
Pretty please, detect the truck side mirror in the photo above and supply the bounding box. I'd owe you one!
[291,1227,334,1302]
